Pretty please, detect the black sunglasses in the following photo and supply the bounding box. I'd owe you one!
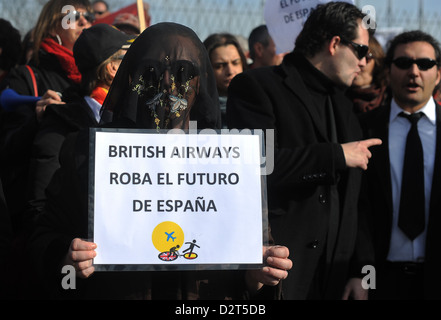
[70,10,96,23]
[340,38,369,60]
[392,57,438,71]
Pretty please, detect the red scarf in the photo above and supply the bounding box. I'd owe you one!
[40,38,82,84]
[90,87,109,105]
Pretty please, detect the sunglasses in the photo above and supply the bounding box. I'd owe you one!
[340,38,369,60]
[366,52,374,63]
[69,10,96,23]
[392,57,438,71]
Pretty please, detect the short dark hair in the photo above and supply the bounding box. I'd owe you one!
[385,30,441,67]
[248,25,271,60]
[203,33,248,71]
[295,1,368,58]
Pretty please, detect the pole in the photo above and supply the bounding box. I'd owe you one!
[137,0,146,33]
[387,0,392,28]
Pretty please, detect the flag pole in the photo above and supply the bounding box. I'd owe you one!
[136,0,146,33]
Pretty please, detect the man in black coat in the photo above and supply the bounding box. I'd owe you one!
[359,30,441,299]
[227,2,381,300]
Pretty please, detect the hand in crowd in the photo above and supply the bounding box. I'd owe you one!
[245,245,292,294]
[63,238,97,279]
[341,138,382,170]
[35,89,65,122]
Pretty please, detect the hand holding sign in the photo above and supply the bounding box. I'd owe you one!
[63,238,97,279]
[245,245,292,294]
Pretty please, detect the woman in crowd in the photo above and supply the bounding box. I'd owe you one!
[26,23,133,227]
[346,35,389,113]
[203,33,248,128]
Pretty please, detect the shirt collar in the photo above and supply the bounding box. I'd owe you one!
[390,97,437,126]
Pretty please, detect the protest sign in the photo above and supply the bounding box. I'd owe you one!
[264,0,354,54]
[89,129,267,271]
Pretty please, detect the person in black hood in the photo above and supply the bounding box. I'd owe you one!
[101,23,222,130]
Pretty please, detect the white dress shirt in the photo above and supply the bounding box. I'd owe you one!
[387,97,437,262]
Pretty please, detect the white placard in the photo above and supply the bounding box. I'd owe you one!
[264,0,354,54]
[89,129,266,270]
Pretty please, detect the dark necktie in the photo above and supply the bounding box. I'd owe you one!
[398,111,425,240]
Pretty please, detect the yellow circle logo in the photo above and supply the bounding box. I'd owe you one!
[152,221,184,253]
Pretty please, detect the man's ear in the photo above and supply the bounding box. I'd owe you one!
[253,42,264,58]
[328,36,342,56]
[436,67,441,88]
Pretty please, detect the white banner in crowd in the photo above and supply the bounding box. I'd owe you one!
[89,129,267,271]
[264,0,354,54]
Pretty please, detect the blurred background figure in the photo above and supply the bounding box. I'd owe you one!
[92,0,110,19]
[203,33,248,128]
[0,0,93,250]
[0,19,22,87]
[113,12,140,35]
[248,25,286,69]
[346,35,389,113]
[92,2,150,35]
[26,24,133,249]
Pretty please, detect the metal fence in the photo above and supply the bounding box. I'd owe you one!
[355,0,441,45]
[2,0,441,47]
[145,0,266,43]
[141,0,441,49]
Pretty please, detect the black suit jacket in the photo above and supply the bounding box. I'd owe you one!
[359,102,441,299]
[227,52,374,299]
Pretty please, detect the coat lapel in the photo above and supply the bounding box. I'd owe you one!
[281,62,329,141]
[370,105,393,213]
[427,103,441,243]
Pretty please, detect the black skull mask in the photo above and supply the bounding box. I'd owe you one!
[100,22,221,130]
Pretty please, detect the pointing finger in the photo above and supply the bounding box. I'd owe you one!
[362,138,382,148]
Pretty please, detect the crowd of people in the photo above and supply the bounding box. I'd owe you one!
[0,0,440,300]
